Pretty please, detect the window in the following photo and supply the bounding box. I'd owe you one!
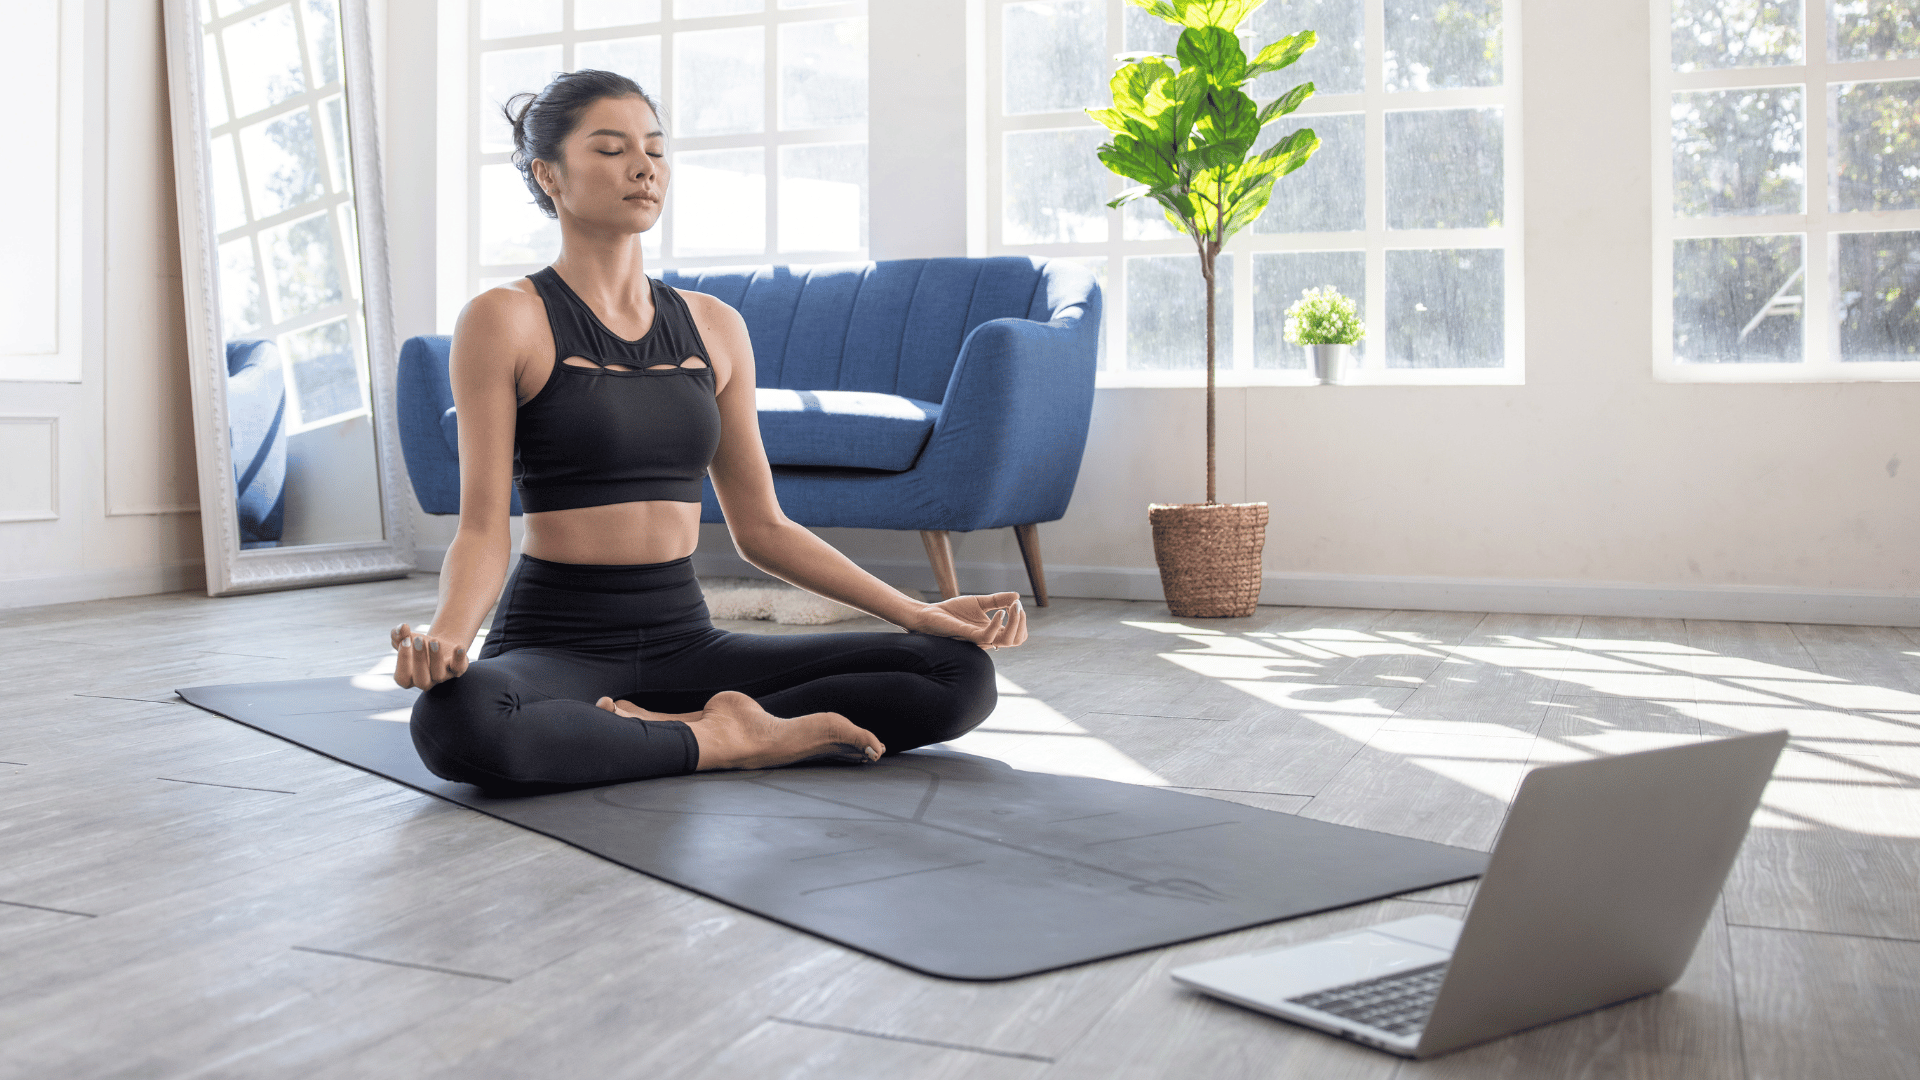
[201,0,367,432]
[1655,0,1920,380]
[982,0,1522,386]
[455,0,869,307]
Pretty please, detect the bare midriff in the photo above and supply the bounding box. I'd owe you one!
[521,500,703,566]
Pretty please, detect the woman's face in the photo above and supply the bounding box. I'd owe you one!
[533,95,669,237]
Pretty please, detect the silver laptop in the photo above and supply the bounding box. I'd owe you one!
[1171,729,1788,1059]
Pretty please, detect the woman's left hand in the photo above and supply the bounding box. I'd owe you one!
[906,592,1028,650]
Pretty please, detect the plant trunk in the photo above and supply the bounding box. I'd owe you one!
[1202,250,1216,505]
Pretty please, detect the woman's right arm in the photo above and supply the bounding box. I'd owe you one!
[392,288,536,691]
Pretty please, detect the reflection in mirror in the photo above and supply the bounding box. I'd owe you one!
[200,0,384,549]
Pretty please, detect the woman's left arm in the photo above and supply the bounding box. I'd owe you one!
[685,291,1027,650]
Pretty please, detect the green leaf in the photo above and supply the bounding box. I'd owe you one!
[1246,29,1315,77]
[1168,0,1265,31]
[1255,80,1315,126]
[1176,26,1247,86]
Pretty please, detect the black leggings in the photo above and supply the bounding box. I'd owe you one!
[408,553,997,792]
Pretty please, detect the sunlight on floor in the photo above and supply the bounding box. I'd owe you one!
[1109,619,1920,838]
[944,673,1170,787]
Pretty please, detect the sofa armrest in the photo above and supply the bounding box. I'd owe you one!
[912,295,1101,528]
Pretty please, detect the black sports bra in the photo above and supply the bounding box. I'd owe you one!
[512,267,723,512]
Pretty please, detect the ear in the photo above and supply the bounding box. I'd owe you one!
[530,156,558,197]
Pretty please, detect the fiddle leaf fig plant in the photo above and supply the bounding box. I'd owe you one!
[1088,0,1320,504]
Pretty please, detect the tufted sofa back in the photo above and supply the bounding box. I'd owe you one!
[660,257,1059,404]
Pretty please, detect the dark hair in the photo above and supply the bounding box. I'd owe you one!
[503,69,664,218]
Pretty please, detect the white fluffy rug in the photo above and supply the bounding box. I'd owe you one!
[699,577,868,625]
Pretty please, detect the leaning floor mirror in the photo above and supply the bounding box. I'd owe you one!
[164,0,413,595]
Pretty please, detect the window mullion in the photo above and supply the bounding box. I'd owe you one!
[1804,0,1833,372]
[1362,0,1386,380]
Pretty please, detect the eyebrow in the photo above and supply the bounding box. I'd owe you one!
[586,128,666,139]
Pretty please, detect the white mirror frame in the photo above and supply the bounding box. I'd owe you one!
[162,0,414,596]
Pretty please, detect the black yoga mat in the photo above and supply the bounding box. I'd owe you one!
[178,677,1487,981]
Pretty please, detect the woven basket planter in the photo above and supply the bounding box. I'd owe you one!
[1148,502,1269,618]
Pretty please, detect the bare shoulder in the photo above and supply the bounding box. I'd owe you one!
[673,286,747,337]
[452,279,548,377]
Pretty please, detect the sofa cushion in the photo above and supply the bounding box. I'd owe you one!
[756,389,940,472]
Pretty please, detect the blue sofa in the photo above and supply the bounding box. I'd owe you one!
[225,340,287,549]
[397,256,1102,603]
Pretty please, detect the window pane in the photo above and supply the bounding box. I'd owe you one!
[219,239,266,337]
[1255,251,1365,368]
[1384,0,1501,91]
[1831,79,1920,212]
[223,4,305,118]
[1257,112,1365,233]
[303,0,340,86]
[1122,4,1178,53]
[338,203,361,302]
[1838,231,1920,362]
[480,46,564,154]
[1245,0,1365,98]
[283,317,362,424]
[1385,249,1502,367]
[1671,0,1801,70]
[322,95,351,195]
[676,0,763,15]
[264,212,345,321]
[1004,128,1109,244]
[1830,0,1920,62]
[674,148,766,255]
[479,162,561,265]
[1123,196,1181,241]
[675,27,766,135]
[1671,88,1804,217]
[1005,0,1108,115]
[577,0,661,30]
[211,134,248,233]
[1386,108,1502,229]
[779,143,866,252]
[481,0,561,40]
[238,107,325,218]
[1127,254,1233,371]
[203,35,229,127]
[576,36,662,97]
[1672,235,1803,363]
[780,18,868,130]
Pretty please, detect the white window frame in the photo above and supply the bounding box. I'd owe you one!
[1652,0,1920,383]
[980,0,1524,388]
[438,0,868,331]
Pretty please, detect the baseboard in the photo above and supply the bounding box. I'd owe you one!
[0,560,208,610]
[687,551,1920,627]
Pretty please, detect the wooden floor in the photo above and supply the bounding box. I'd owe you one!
[2,576,1915,1079]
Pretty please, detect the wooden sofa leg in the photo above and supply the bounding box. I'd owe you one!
[920,530,960,600]
[1014,523,1050,607]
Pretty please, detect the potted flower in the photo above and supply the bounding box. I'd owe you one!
[1088,0,1321,617]
[1285,286,1364,384]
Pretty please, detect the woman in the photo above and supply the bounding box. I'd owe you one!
[393,70,1023,792]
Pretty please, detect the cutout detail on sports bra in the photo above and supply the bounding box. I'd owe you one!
[562,355,707,372]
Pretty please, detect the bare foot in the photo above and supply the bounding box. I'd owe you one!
[597,691,883,771]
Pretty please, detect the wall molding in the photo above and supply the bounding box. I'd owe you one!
[0,416,60,523]
[681,551,1920,628]
[0,559,205,609]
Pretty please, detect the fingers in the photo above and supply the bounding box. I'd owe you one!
[389,622,468,690]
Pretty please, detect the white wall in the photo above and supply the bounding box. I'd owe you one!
[0,0,205,609]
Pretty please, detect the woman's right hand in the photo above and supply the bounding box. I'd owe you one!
[391,623,472,691]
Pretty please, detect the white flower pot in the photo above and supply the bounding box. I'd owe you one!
[1307,343,1352,384]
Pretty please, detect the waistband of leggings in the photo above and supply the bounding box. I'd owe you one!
[511,551,698,592]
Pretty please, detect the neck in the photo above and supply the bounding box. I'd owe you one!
[549,226,653,309]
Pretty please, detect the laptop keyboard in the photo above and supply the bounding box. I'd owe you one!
[1287,961,1449,1037]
